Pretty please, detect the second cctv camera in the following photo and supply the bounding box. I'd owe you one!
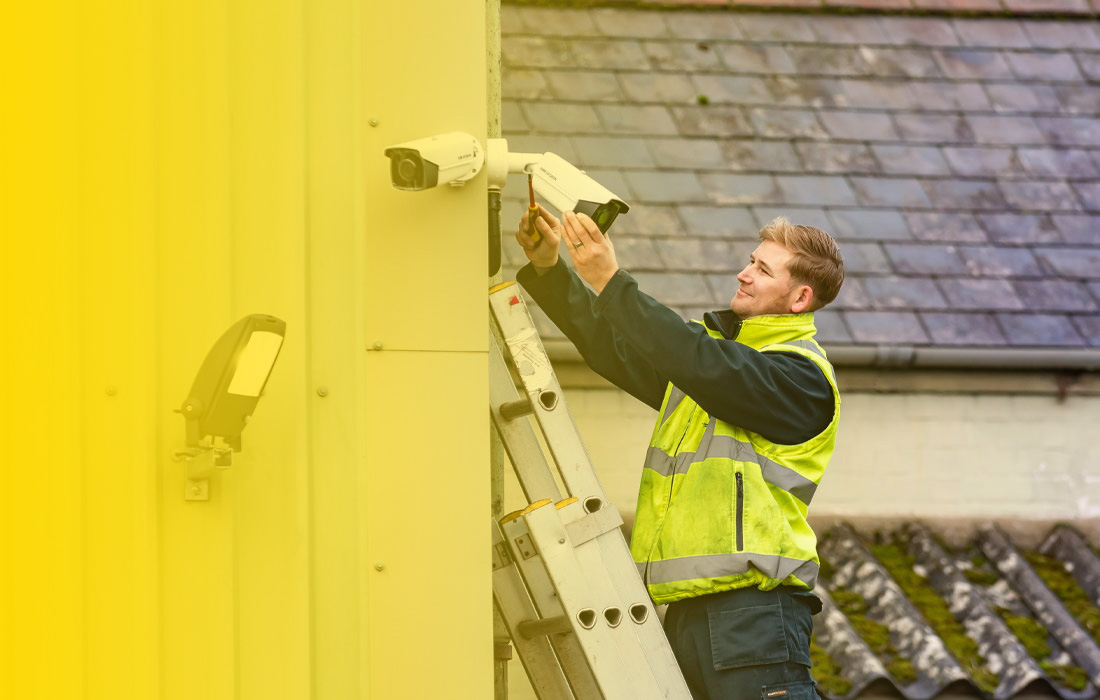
[384,132,484,190]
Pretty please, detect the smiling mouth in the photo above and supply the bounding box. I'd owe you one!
[737,288,750,297]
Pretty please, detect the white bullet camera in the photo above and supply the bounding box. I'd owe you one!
[383,131,484,190]
[525,151,629,233]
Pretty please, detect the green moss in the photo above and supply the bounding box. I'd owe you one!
[1024,551,1100,646]
[831,584,915,685]
[696,94,709,105]
[810,638,852,698]
[871,542,999,694]
[1041,661,1090,691]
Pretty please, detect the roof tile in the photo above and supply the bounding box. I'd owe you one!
[699,172,781,205]
[837,78,920,110]
[845,310,931,343]
[735,14,818,42]
[1036,116,1100,147]
[691,75,773,105]
[717,43,796,74]
[1007,51,1085,81]
[941,146,1019,177]
[951,18,1032,48]
[831,277,871,309]
[818,110,898,141]
[570,39,650,70]
[1003,0,1092,14]
[672,105,753,137]
[1021,20,1100,49]
[503,69,551,100]
[775,175,859,205]
[632,271,713,305]
[624,171,706,202]
[1055,85,1100,116]
[643,40,724,71]
[1076,52,1100,81]
[906,212,989,242]
[985,83,1060,113]
[544,71,623,102]
[999,180,1082,211]
[965,115,1046,146]
[645,137,724,169]
[572,136,655,168]
[1073,314,1100,345]
[752,206,833,230]
[872,145,952,176]
[509,7,600,37]
[933,48,1014,80]
[599,104,679,135]
[939,278,1026,310]
[614,236,666,270]
[765,76,846,108]
[831,209,914,240]
[664,12,743,41]
[1013,279,1099,311]
[796,142,880,174]
[841,243,893,273]
[885,243,968,274]
[618,72,698,103]
[895,113,973,144]
[996,312,1087,345]
[522,102,601,134]
[880,16,961,47]
[851,177,933,207]
[920,311,1009,344]
[864,276,950,309]
[1018,148,1099,179]
[1071,181,1100,211]
[1033,247,1100,278]
[721,140,804,172]
[908,81,992,111]
[616,203,684,236]
[1051,214,1100,244]
[503,100,531,133]
[591,8,669,38]
[808,15,887,44]
[864,47,945,79]
[787,46,872,76]
[747,108,828,139]
[979,213,1062,244]
[958,245,1043,276]
[653,238,747,272]
[502,36,576,69]
[922,179,1008,210]
[812,309,852,344]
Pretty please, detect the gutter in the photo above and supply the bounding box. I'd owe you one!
[545,340,1100,371]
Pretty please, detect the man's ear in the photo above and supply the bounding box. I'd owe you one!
[790,284,814,314]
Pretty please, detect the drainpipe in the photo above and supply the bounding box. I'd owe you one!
[486,2,509,698]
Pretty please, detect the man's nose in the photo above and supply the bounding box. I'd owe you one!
[736,268,751,284]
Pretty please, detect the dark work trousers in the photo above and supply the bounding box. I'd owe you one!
[662,586,822,700]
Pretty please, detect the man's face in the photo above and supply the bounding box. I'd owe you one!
[730,240,805,319]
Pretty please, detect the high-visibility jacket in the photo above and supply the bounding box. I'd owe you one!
[630,312,840,605]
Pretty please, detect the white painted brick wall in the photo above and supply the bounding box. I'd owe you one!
[504,389,1100,522]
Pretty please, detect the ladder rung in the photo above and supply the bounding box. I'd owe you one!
[498,398,534,421]
[517,615,573,639]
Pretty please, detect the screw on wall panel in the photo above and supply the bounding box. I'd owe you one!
[374,562,385,571]
[559,538,565,544]
[372,341,383,350]
[317,386,329,397]
[105,386,117,396]
[369,117,379,127]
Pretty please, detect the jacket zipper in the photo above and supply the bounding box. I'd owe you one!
[735,472,744,552]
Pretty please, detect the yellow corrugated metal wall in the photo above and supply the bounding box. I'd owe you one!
[0,1,490,698]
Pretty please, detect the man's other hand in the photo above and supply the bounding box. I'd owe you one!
[562,211,619,294]
[516,204,562,270]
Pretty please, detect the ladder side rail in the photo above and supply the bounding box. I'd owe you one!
[489,335,562,503]
[492,520,577,699]
[489,286,607,501]
[502,515,605,700]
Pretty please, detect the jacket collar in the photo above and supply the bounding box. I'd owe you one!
[703,309,818,347]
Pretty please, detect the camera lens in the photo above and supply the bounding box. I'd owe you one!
[397,158,420,181]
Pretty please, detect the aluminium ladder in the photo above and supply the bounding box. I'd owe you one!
[489,281,691,700]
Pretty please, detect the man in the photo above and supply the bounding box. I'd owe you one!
[515,207,844,700]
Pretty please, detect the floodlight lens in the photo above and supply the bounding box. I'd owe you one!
[228,331,284,397]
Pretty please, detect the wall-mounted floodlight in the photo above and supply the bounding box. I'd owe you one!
[177,314,286,452]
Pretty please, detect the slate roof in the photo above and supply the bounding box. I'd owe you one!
[812,521,1100,699]
[497,4,1100,362]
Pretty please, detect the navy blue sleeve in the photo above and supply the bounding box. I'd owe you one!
[517,260,669,410]
[593,270,835,445]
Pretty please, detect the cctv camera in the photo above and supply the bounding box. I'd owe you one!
[528,153,629,233]
[384,132,484,190]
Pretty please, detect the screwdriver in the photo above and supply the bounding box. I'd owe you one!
[527,174,542,248]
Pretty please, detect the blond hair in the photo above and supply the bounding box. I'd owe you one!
[758,217,844,311]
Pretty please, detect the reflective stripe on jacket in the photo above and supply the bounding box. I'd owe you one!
[630,312,840,605]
